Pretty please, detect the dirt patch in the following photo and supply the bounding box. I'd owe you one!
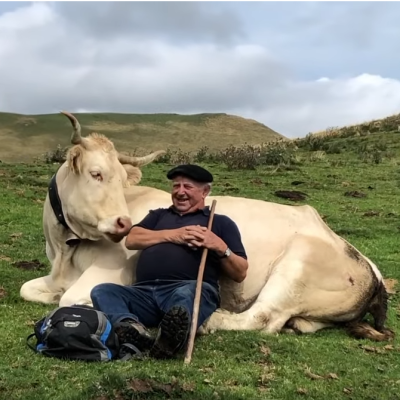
[84,121,137,133]
[16,117,37,126]
[10,232,23,240]
[251,178,263,185]
[94,377,196,399]
[0,286,6,299]
[275,190,308,201]
[363,210,380,217]
[12,260,46,271]
[291,180,306,186]
[304,367,339,380]
[344,191,366,198]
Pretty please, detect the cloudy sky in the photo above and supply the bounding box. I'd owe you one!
[1,1,400,138]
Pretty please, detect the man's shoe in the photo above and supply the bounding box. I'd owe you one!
[149,306,190,359]
[114,320,155,353]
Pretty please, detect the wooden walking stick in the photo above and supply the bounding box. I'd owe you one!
[184,199,217,365]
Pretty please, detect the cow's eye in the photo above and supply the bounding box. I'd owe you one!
[90,171,103,181]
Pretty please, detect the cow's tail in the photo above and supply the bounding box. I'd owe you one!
[345,280,395,342]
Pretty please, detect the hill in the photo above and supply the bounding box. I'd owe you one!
[309,112,400,138]
[0,111,284,162]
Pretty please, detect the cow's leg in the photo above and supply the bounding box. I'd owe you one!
[202,262,301,334]
[283,318,335,334]
[59,264,132,307]
[20,275,64,304]
[204,234,381,338]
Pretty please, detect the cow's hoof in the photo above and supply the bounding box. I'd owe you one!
[380,328,395,341]
[281,328,303,335]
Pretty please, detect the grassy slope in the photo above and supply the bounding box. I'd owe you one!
[309,112,400,138]
[1,129,400,399]
[0,111,284,163]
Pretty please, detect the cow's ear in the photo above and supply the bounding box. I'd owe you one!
[67,146,83,174]
[122,164,142,186]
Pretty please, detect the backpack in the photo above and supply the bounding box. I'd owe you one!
[26,305,141,362]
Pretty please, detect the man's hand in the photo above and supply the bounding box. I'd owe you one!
[168,226,198,246]
[169,225,223,250]
[183,225,226,254]
[184,225,248,283]
[127,225,226,251]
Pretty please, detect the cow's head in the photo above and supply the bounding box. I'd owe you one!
[58,111,165,243]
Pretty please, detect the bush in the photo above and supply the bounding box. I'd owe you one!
[297,133,327,151]
[171,148,193,164]
[323,142,342,154]
[309,150,326,162]
[217,144,259,170]
[194,146,209,163]
[210,140,301,170]
[43,145,68,164]
[260,140,300,166]
[154,148,193,165]
[356,143,388,164]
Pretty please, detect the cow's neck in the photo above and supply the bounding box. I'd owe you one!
[48,164,82,247]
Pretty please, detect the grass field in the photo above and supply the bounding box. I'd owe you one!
[1,126,400,400]
[0,111,283,163]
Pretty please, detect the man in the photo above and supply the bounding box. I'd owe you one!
[90,164,248,359]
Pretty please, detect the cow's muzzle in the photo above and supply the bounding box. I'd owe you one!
[98,216,133,242]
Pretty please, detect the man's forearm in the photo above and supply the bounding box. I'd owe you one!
[220,253,248,283]
[125,226,172,250]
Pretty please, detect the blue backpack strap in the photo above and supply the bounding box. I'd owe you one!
[26,333,38,353]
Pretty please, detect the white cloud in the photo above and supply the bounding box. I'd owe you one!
[0,2,399,138]
[241,74,400,137]
[0,2,53,30]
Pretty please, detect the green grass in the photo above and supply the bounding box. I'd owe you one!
[0,111,283,163]
[1,130,400,400]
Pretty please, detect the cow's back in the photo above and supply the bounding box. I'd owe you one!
[203,195,342,300]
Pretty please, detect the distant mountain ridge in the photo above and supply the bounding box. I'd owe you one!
[0,111,285,162]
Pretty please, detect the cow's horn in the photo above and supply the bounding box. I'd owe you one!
[118,150,166,167]
[60,111,82,145]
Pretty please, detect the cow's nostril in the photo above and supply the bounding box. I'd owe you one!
[116,217,132,231]
[117,217,125,229]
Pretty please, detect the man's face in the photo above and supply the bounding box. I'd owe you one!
[171,175,209,213]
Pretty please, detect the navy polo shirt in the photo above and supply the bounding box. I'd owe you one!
[133,206,247,289]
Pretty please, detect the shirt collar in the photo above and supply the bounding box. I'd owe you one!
[168,205,210,216]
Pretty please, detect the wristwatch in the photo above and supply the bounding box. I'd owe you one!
[220,247,232,258]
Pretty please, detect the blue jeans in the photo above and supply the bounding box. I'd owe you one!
[90,279,220,330]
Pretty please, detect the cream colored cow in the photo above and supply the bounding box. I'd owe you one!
[20,111,165,306]
[20,112,394,342]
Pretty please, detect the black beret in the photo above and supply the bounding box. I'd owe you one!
[166,164,213,183]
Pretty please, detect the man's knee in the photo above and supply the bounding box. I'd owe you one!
[90,283,118,301]
[173,282,219,314]
[177,281,217,297]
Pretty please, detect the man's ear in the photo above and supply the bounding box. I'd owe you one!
[67,146,83,174]
[122,164,142,186]
[202,184,211,198]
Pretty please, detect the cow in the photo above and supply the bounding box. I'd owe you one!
[20,112,394,343]
[20,111,166,306]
